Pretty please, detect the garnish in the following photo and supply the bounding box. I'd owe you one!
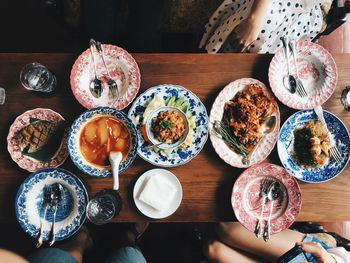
[159,120,173,129]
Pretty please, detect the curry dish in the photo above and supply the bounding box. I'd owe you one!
[223,84,276,151]
[151,110,186,143]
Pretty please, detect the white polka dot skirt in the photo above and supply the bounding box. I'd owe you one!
[199,0,331,54]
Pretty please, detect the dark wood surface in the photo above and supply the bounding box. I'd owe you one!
[0,53,349,223]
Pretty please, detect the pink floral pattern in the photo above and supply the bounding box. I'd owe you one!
[7,109,68,172]
[70,44,140,110]
[209,78,280,168]
[232,163,302,235]
[269,40,337,110]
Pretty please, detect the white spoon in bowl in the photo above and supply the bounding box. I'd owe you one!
[109,151,123,190]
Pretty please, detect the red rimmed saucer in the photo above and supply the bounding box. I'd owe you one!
[269,40,337,110]
[7,108,68,172]
[232,163,301,235]
[70,44,140,110]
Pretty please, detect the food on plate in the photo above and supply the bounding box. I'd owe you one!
[138,174,177,211]
[293,120,330,168]
[215,83,276,155]
[79,116,130,166]
[16,118,67,162]
[151,110,186,144]
[139,94,196,154]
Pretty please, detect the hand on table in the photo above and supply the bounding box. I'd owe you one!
[231,17,262,52]
[297,242,336,263]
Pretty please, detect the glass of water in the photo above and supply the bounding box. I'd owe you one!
[86,189,122,225]
[20,62,57,93]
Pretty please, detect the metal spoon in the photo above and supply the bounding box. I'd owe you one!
[242,116,277,165]
[263,181,281,242]
[145,142,166,150]
[95,41,119,99]
[281,37,296,94]
[36,185,52,248]
[89,39,102,98]
[48,183,64,246]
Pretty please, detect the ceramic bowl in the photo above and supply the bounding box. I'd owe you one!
[145,106,189,150]
[68,107,138,177]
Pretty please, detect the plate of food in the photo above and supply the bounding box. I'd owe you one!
[232,163,301,235]
[133,168,182,219]
[70,44,140,110]
[278,110,350,183]
[209,78,280,168]
[128,84,208,167]
[68,107,138,177]
[269,40,337,110]
[15,168,88,242]
[7,108,69,172]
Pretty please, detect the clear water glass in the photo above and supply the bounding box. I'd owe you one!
[0,87,5,105]
[86,190,122,225]
[20,62,56,93]
[341,86,350,111]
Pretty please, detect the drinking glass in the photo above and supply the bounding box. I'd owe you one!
[0,87,5,105]
[20,62,57,93]
[86,189,122,225]
[341,86,350,111]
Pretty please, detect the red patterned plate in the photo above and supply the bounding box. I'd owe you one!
[7,108,68,172]
[269,40,337,110]
[70,44,140,110]
[232,163,301,235]
[209,78,280,168]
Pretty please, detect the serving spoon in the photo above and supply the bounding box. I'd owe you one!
[242,115,277,165]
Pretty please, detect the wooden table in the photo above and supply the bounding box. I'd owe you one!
[1,53,349,223]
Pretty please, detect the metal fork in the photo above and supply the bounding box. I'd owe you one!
[95,41,119,99]
[254,177,274,238]
[288,40,308,97]
[314,106,342,162]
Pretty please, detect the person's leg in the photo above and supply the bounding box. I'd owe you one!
[28,226,92,263]
[217,222,304,262]
[0,249,28,263]
[105,222,149,263]
[204,240,267,263]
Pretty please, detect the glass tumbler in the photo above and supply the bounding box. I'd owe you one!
[20,62,57,93]
[86,189,122,225]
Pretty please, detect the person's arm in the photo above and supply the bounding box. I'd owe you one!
[232,0,271,51]
[297,242,337,263]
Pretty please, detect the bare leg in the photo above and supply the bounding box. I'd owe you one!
[205,240,267,263]
[217,222,305,262]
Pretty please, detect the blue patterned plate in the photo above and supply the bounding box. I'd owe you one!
[278,110,350,183]
[15,168,88,242]
[68,107,138,177]
[128,84,208,167]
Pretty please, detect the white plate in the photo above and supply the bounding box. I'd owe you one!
[133,168,182,219]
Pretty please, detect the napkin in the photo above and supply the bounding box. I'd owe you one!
[138,173,177,211]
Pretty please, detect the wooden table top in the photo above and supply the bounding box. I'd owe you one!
[1,53,349,223]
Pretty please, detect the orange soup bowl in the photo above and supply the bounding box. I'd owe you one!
[68,107,138,177]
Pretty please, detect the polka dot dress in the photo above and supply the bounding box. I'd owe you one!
[199,0,331,53]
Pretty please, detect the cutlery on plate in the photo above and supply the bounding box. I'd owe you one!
[89,39,103,98]
[242,115,277,165]
[314,106,342,162]
[263,181,281,242]
[281,37,297,95]
[145,142,167,150]
[36,185,52,248]
[254,177,274,238]
[288,40,308,97]
[95,41,119,100]
[48,183,64,246]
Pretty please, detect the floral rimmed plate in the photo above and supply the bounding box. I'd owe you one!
[128,84,208,167]
[269,40,337,110]
[209,78,280,168]
[15,168,88,242]
[7,108,69,172]
[70,44,140,110]
[68,107,138,177]
[278,110,350,183]
[232,163,302,235]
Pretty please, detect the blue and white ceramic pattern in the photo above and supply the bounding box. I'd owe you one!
[68,107,138,177]
[128,84,209,167]
[278,110,350,183]
[15,168,88,242]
